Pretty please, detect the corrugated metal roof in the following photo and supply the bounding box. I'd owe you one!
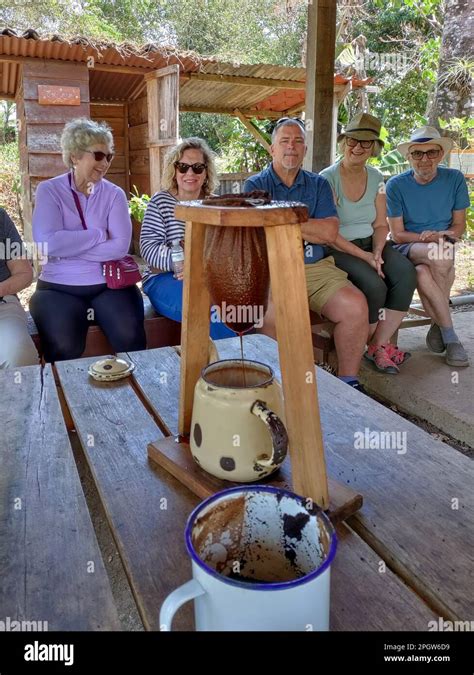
[0,28,370,114]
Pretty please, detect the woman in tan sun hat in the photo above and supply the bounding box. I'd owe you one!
[321,112,417,375]
[386,126,470,368]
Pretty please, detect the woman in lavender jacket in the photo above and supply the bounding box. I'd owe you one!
[29,118,145,362]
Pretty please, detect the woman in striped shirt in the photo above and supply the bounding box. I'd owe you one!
[140,137,234,339]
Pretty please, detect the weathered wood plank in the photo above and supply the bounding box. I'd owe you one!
[23,61,89,81]
[129,122,148,151]
[129,149,150,175]
[104,174,127,191]
[29,153,66,177]
[128,95,148,126]
[130,174,150,197]
[24,100,90,124]
[331,523,438,631]
[26,123,64,153]
[55,357,195,631]
[221,335,474,621]
[90,103,125,118]
[0,365,120,631]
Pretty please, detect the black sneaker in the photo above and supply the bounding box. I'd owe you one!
[347,380,367,394]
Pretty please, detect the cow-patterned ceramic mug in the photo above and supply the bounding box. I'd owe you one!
[190,359,288,482]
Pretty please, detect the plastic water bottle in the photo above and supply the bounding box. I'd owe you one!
[170,240,184,278]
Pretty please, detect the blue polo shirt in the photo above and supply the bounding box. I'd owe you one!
[386,167,470,234]
[244,164,337,263]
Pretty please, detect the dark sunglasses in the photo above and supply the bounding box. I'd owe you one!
[84,150,114,163]
[410,149,441,160]
[174,161,207,174]
[274,117,305,131]
[346,137,374,149]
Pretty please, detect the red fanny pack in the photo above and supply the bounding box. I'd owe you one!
[102,255,142,289]
[69,172,141,289]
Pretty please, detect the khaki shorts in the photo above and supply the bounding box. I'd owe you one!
[305,256,350,315]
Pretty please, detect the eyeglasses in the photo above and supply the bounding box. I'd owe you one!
[84,150,114,163]
[409,149,441,160]
[346,137,374,149]
[174,161,207,174]
[274,117,306,131]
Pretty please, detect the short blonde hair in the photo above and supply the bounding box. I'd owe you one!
[338,136,383,158]
[61,118,114,168]
[161,137,218,196]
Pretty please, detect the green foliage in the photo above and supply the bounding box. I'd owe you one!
[128,186,150,223]
[0,141,21,227]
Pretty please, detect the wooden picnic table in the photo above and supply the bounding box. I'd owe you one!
[1,334,472,631]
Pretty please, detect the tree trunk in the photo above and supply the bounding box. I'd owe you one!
[427,0,473,130]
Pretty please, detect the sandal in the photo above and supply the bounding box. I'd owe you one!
[384,343,411,365]
[364,344,399,374]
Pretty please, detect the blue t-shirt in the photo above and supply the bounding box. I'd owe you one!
[244,164,337,263]
[386,167,470,234]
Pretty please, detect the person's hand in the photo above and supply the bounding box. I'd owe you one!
[419,230,443,243]
[365,251,385,278]
[373,249,385,278]
[175,269,184,281]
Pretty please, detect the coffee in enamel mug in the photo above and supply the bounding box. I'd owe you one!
[159,485,337,631]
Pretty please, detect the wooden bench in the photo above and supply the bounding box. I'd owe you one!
[0,365,120,630]
[27,294,181,359]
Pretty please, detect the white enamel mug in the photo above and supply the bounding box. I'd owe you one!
[159,485,337,631]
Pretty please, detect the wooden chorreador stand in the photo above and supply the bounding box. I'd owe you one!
[148,201,362,518]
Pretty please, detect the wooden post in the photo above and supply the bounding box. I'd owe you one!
[265,224,329,508]
[178,221,211,436]
[146,64,180,196]
[304,0,337,173]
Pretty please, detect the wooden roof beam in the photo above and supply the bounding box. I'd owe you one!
[180,72,305,89]
[233,109,271,154]
[180,105,283,118]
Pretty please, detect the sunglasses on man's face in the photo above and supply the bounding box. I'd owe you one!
[84,150,114,163]
[174,161,207,174]
[410,149,441,160]
[346,137,374,149]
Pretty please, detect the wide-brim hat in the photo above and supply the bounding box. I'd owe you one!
[337,112,384,145]
[397,126,454,158]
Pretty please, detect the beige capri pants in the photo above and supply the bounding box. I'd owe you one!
[0,295,39,368]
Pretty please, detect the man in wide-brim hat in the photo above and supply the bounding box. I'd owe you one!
[386,126,470,367]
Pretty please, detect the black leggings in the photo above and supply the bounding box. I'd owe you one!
[327,237,417,324]
[29,281,146,362]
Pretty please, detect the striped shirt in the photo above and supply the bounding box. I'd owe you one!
[139,191,183,283]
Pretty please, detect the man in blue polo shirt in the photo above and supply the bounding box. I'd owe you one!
[387,126,470,367]
[244,118,369,390]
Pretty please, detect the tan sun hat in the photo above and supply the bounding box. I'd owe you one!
[337,112,384,145]
[397,126,454,158]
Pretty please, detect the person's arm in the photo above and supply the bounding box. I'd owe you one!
[372,192,389,254]
[300,217,339,245]
[442,209,466,241]
[300,176,339,245]
[139,196,173,272]
[0,258,33,296]
[79,189,132,261]
[33,181,106,256]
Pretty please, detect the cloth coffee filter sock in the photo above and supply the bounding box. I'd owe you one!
[203,217,270,335]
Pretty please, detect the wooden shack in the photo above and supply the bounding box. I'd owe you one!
[0,27,370,243]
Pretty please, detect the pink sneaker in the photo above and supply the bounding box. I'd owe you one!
[384,343,411,365]
[364,344,399,374]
